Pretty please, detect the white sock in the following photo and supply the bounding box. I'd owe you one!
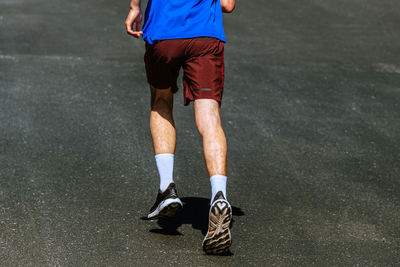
[210,175,227,203]
[155,153,174,192]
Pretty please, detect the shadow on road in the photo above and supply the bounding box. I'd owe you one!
[141,197,245,237]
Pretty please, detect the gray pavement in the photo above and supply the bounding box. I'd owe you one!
[1,0,400,265]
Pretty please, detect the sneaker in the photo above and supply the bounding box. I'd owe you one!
[202,191,232,254]
[147,183,183,219]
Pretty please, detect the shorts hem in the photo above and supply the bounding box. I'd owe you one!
[149,83,179,93]
[184,96,222,106]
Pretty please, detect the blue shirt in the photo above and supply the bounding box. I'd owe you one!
[142,0,226,45]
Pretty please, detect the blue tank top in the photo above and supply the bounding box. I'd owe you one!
[142,0,226,45]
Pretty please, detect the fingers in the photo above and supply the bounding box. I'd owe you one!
[126,23,143,38]
[135,19,141,32]
[132,31,144,38]
[125,9,143,38]
[126,24,142,37]
[125,21,135,35]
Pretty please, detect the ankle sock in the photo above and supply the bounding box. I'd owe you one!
[210,175,227,203]
[155,153,174,192]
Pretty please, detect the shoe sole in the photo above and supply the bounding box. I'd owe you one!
[202,199,232,255]
[147,198,183,220]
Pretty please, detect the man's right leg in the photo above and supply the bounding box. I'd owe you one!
[194,99,232,254]
[147,86,182,219]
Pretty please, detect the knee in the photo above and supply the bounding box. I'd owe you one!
[151,96,173,111]
[194,100,222,135]
[195,111,222,136]
[151,87,173,111]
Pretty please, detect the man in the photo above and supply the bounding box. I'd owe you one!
[125,0,235,255]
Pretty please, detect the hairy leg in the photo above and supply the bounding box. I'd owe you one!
[150,85,176,154]
[194,99,227,177]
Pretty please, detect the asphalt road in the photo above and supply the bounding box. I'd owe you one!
[1,0,399,265]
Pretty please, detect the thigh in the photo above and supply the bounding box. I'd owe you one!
[182,38,225,105]
[144,40,185,93]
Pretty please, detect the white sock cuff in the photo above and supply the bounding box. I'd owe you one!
[155,153,175,192]
[210,175,227,184]
[155,153,174,159]
[210,175,227,202]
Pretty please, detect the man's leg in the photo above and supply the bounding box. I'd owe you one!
[194,98,227,194]
[147,86,182,219]
[194,98,232,254]
[150,85,175,155]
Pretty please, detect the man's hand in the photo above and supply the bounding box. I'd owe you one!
[220,0,235,13]
[125,7,143,38]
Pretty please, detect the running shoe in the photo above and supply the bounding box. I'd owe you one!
[202,191,232,254]
[147,183,183,219]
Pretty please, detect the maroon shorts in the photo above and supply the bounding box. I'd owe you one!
[144,37,225,105]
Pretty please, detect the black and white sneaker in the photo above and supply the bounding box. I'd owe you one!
[147,183,183,219]
[202,191,232,254]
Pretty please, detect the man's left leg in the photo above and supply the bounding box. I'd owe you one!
[194,99,232,254]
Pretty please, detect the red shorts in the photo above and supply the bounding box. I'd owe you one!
[144,37,225,105]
